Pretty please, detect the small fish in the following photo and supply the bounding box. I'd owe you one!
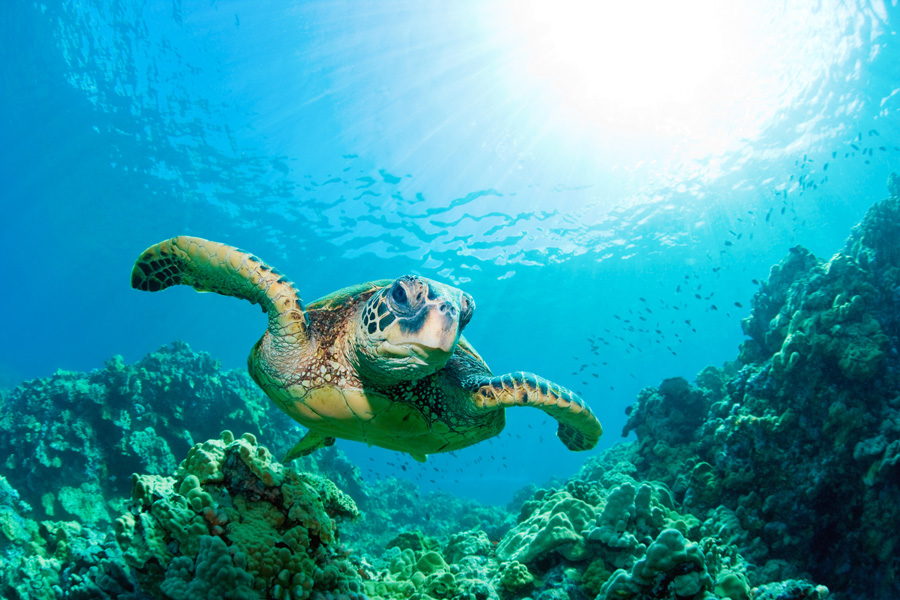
[734,302,743,308]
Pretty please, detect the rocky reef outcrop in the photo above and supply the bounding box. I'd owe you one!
[0,431,365,599]
[617,182,900,599]
[0,341,304,525]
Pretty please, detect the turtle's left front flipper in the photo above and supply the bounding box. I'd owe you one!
[469,372,602,451]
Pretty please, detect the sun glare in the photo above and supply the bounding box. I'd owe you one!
[491,0,867,171]
[520,0,726,111]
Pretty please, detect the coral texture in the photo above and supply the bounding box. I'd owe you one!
[620,193,900,598]
[0,342,301,524]
[1,433,365,600]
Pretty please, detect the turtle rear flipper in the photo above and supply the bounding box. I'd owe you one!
[131,236,309,344]
[283,431,336,463]
[468,372,602,451]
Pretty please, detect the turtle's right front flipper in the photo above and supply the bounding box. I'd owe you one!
[131,236,308,343]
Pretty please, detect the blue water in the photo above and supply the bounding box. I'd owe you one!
[2,0,899,505]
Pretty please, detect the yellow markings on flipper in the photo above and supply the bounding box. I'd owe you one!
[131,236,309,344]
[226,248,245,271]
[215,244,230,265]
[471,371,603,451]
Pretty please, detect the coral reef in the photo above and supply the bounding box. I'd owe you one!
[619,190,900,598]
[1,432,365,600]
[7,186,900,599]
[491,448,757,600]
[0,342,303,524]
[116,431,364,600]
[341,473,515,559]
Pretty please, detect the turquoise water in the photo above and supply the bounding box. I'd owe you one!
[2,0,899,509]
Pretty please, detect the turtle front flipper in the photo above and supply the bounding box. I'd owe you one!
[131,236,308,344]
[468,372,602,451]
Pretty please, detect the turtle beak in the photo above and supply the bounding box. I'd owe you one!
[418,303,460,354]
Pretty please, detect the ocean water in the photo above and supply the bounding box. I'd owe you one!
[2,1,900,598]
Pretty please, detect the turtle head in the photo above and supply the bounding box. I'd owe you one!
[352,275,474,385]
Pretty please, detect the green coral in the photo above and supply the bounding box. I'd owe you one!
[445,529,493,563]
[616,195,900,598]
[600,529,712,599]
[497,560,534,591]
[496,490,594,563]
[115,432,363,600]
[159,535,257,599]
[366,546,459,600]
[0,343,304,526]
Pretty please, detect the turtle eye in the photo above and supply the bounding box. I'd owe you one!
[459,293,474,329]
[391,284,408,305]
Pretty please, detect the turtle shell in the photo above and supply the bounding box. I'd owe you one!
[248,280,503,460]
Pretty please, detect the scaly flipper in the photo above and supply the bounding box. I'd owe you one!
[130,236,308,344]
[469,372,602,451]
[283,431,336,463]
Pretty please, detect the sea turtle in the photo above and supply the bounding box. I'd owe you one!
[131,236,603,462]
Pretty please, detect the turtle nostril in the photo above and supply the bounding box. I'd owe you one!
[438,302,456,315]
